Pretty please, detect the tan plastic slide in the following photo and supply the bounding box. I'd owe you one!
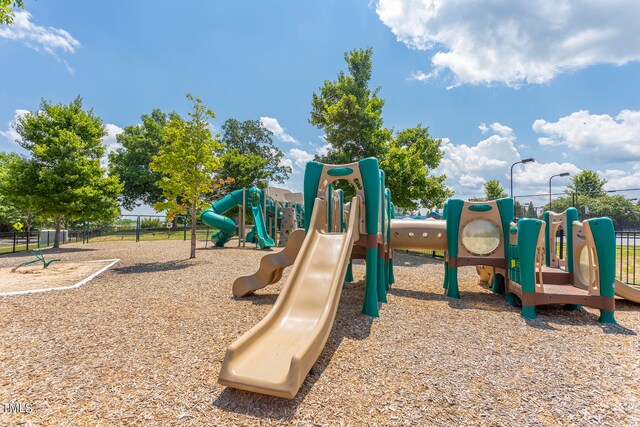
[218,197,360,398]
[615,279,640,303]
[232,229,306,297]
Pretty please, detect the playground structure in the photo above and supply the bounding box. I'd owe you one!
[219,158,635,399]
[478,207,640,311]
[200,187,304,250]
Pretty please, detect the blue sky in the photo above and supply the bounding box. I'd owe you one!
[2,0,640,214]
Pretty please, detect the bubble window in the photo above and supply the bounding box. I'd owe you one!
[461,219,501,256]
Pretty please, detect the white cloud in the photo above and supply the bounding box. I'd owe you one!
[279,157,293,171]
[435,123,520,192]
[288,148,314,169]
[273,147,318,192]
[602,164,640,190]
[0,109,29,145]
[514,161,580,189]
[533,109,640,161]
[435,122,581,201]
[101,124,123,169]
[315,143,330,157]
[0,11,80,73]
[375,0,640,87]
[259,117,299,145]
[409,70,434,81]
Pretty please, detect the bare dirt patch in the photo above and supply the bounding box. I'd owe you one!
[0,260,113,294]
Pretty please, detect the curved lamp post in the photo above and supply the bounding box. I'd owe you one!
[549,172,570,211]
[510,158,535,218]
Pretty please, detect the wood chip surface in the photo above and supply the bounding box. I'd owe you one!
[0,241,638,426]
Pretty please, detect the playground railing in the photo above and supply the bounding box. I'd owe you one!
[616,231,639,285]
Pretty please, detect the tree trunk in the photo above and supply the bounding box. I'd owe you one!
[54,215,62,249]
[190,200,197,259]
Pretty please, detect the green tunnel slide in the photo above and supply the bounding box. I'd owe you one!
[200,188,275,249]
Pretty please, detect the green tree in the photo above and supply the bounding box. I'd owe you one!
[218,118,291,190]
[10,97,122,248]
[310,48,450,210]
[0,0,23,25]
[310,48,389,164]
[566,170,607,197]
[526,201,536,218]
[0,152,23,229]
[150,94,223,259]
[109,109,177,210]
[0,152,39,233]
[483,180,508,200]
[583,195,639,229]
[381,126,451,209]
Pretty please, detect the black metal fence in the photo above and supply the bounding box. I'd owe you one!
[617,231,639,285]
[0,214,220,256]
[0,230,90,255]
[513,188,640,231]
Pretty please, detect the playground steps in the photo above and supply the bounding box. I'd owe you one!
[538,265,572,285]
[510,281,615,312]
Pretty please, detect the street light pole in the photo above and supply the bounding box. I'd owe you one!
[549,172,571,211]
[510,158,535,218]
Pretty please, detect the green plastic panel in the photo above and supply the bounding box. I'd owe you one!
[380,170,386,240]
[565,207,578,273]
[521,306,537,319]
[327,167,354,177]
[389,201,395,285]
[516,218,543,294]
[496,198,514,252]
[338,189,345,232]
[327,184,333,231]
[543,211,551,266]
[445,199,464,257]
[345,261,354,282]
[363,247,379,317]
[446,267,460,298]
[468,204,492,212]
[598,311,616,324]
[303,161,323,231]
[358,158,381,235]
[587,217,616,298]
[377,256,387,303]
[385,188,392,244]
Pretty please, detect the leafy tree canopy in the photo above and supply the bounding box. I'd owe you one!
[218,118,291,190]
[150,94,223,258]
[483,180,508,200]
[381,126,450,210]
[109,109,177,210]
[549,194,639,229]
[526,201,536,218]
[311,48,390,163]
[310,48,451,210]
[566,170,607,197]
[0,152,23,228]
[0,0,23,25]
[10,96,122,246]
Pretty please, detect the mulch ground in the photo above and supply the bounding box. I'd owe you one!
[0,240,638,426]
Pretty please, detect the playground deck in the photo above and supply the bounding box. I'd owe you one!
[0,240,638,425]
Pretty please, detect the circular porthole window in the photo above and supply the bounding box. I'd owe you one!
[461,220,501,256]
